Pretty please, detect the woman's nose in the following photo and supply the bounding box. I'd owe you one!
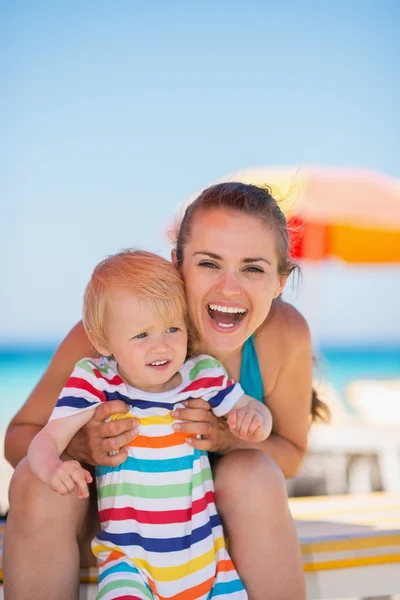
[216,271,242,297]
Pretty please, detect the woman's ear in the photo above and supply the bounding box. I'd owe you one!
[171,249,178,266]
[273,274,288,299]
[87,331,111,357]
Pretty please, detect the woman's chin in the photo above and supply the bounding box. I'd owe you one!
[200,313,248,353]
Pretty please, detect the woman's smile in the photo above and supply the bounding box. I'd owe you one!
[180,208,285,357]
[206,302,248,331]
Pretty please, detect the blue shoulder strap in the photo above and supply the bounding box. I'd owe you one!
[240,334,264,402]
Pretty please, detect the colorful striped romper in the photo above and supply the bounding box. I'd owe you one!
[50,354,248,600]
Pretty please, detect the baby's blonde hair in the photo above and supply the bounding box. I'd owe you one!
[83,249,188,346]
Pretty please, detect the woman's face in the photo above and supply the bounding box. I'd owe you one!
[175,208,286,357]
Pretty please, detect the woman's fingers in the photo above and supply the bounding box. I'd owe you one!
[93,400,129,422]
[181,398,212,410]
[186,436,213,451]
[172,407,213,423]
[102,446,129,467]
[66,400,131,465]
[98,417,139,439]
[101,430,137,453]
[173,421,213,437]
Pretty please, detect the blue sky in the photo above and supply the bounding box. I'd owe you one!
[1,1,399,344]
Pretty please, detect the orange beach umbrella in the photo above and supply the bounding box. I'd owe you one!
[217,166,400,263]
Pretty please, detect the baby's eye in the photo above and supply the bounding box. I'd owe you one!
[134,332,148,339]
[166,327,179,333]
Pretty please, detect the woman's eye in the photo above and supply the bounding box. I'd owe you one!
[198,261,219,269]
[244,266,264,273]
[167,327,179,333]
[134,332,147,339]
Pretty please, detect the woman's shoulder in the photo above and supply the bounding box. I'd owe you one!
[50,321,100,374]
[255,298,311,354]
[66,320,95,347]
[254,299,312,396]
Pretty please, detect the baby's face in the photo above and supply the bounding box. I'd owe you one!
[104,288,188,393]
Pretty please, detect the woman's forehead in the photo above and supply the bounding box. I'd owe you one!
[187,208,276,255]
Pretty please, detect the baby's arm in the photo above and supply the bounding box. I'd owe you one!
[28,409,95,499]
[226,395,272,442]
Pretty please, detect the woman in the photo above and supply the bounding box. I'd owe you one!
[4,182,325,599]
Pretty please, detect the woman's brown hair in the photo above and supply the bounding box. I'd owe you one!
[175,181,330,423]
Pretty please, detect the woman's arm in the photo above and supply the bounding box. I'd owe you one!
[5,322,94,467]
[254,302,313,477]
[4,322,137,468]
[173,302,313,479]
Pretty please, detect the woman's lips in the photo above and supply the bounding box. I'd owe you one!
[207,304,247,327]
[206,306,247,333]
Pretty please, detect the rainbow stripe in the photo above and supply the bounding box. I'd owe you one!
[50,355,247,599]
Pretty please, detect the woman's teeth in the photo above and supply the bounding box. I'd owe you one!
[208,304,246,314]
[207,304,247,327]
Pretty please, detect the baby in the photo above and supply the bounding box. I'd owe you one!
[28,249,272,600]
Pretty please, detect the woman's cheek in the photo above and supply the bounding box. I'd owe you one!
[186,296,200,327]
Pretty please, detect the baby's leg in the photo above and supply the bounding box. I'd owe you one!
[97,555,154,600]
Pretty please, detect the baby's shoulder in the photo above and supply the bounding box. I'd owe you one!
[73,356,118,378]
[182,354,227,380]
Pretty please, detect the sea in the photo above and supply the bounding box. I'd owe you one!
[1,345,400,429]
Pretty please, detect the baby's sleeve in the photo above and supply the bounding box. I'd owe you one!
[49,359,106,422]
[200,359,244,418]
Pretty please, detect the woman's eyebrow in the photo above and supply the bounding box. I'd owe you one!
[243,257,272,266]
[193,251,221,259]
[193,251,271,266]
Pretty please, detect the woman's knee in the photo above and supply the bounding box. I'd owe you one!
[213,450,287,515]
[8,457,89,533]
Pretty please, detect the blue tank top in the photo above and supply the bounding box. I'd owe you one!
[239,334,264,402]
[210,335,264,457]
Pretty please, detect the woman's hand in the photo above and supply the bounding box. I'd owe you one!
[65,401,139,466]
[172,399,238,454]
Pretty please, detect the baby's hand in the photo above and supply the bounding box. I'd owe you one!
[48,460,93,499]
[227,407,265,442]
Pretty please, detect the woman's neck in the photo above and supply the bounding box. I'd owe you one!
[196,342,243,378]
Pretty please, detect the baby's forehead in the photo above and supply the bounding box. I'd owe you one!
[106,291,186,325]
